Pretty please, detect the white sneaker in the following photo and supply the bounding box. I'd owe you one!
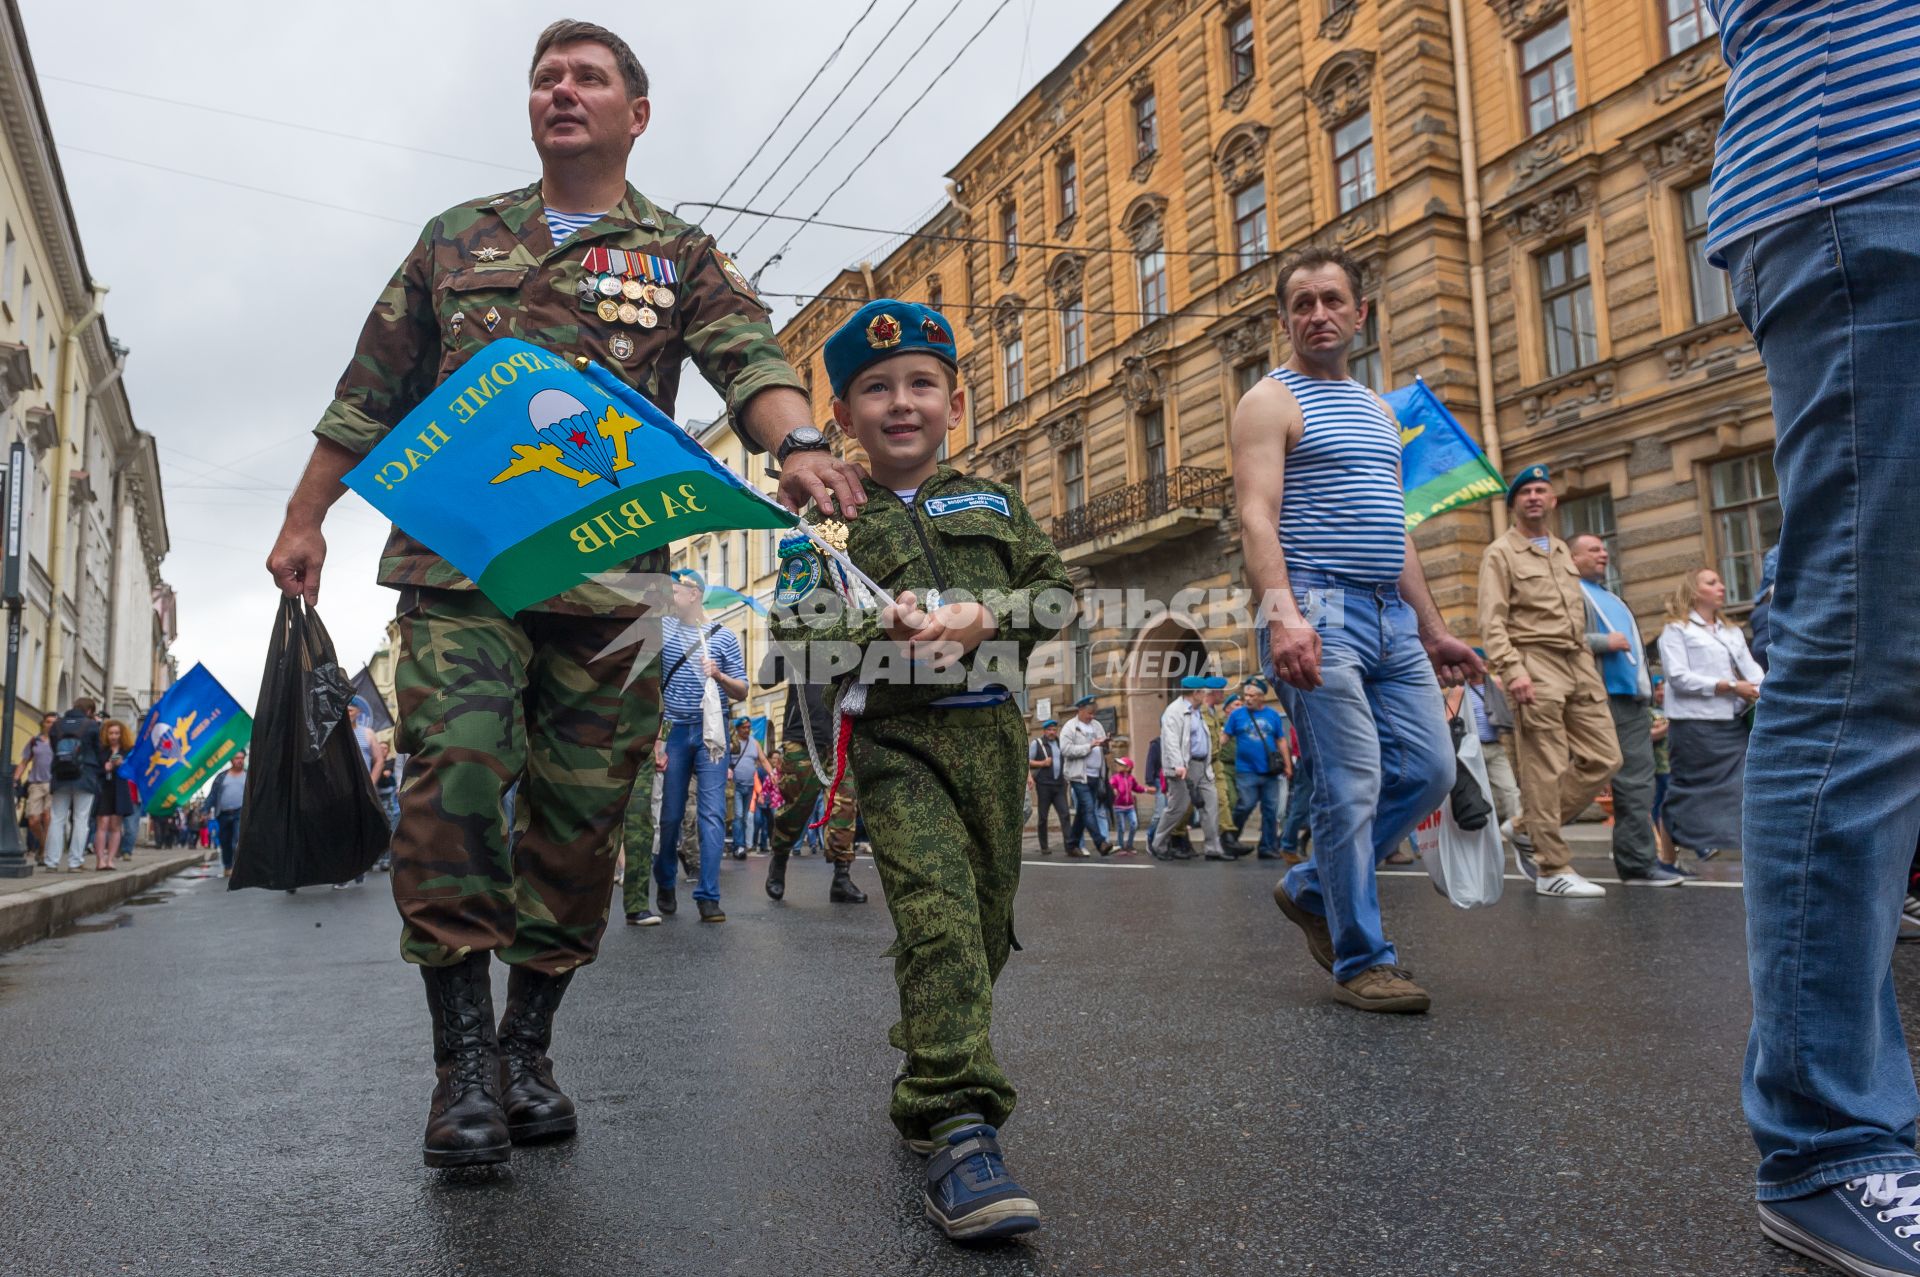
[1536,870,1606,898]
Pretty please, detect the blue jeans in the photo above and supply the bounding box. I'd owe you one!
[1113,806,1138,849]
[1232,772,1283,852]
[655,720,727,902]
[1279,751,1315,852]
[1068,779,1108,849]
[1265,574,1453,982]
[216,812,241,872]
[729,778,749,848]
[1731,180,1920,1201]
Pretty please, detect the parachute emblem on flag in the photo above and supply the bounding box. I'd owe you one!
[490,387,649,490]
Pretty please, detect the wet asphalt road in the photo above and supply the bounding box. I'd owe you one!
[0,847,1881,1276]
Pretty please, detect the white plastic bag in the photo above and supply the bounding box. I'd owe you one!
[1416,718,1505,909]
[698,627,727,761]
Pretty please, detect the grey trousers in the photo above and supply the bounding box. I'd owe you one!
[1150,763,1223,856]
[1483,738,1522,826]
[1607,696,1659,877]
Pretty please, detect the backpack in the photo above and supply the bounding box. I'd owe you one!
[50,719,86,783]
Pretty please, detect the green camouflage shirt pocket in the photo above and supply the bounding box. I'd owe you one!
[436,265,531,376]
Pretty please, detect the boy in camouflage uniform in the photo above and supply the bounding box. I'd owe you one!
[771,300,1069,1242]
[265,22,863,1171]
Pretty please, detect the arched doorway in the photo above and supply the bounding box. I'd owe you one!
[1120,614,1208,756]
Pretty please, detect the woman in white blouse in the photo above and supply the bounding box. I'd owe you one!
[1656,567,1763,860]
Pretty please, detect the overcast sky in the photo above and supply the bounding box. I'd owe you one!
[20,0,1113,712]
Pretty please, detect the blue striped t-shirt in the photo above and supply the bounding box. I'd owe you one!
[544,208,603,244]
[1272,367,1406,585]
[660,617,744,724]
[1705,0,1920,263]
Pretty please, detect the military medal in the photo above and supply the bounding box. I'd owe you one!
[636,305,658,329]
[596,274,623,298]
[650,285,676,309]
[483,307,500,333]
[449,312,465,336]
[621,278,647,301]
[610,332,635,360]
[596,299,621,323]
[617,301,641,325]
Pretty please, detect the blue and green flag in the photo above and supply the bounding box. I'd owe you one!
[703,584,768,616]
[125,663,252,815]
[344,339,797,615]
[1387,378,1506,530]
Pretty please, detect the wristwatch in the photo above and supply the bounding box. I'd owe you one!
[775,425,830,465]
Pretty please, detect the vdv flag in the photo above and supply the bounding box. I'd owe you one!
[126,662,252,815]
[344,339,797,615]
[1387,378,1506,531]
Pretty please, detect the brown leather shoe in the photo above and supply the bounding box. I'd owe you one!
[1332,965,1430,1014]
[1272,881,1335,973]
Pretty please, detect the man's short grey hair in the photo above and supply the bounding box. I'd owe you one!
[531,19,649,99]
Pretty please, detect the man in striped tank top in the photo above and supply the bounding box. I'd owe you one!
[1230,247,1483,1015]
[1707,4,1920,1271]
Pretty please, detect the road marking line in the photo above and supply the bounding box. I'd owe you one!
[1376,869,1742,890]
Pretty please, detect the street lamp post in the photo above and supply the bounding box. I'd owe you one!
[0,442,32,875]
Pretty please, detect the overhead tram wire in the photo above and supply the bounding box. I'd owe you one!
[759,287,1266,324]
[64,147,419,227]
[712,0,933,246]
[44,75,526,174]
[703,0,883,218]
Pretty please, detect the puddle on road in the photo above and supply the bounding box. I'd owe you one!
[60,911,134,935]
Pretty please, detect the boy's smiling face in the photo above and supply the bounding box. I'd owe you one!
[833,353,964,488]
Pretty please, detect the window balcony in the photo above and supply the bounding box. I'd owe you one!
[1053,465,1231,565]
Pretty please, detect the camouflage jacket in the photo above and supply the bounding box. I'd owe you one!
[314,180,804,614]
[770,466,1071,720]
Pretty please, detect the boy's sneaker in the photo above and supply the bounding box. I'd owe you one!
[1536,869,1605,898]
[1663,859,1700,879]
[1758,1172,1920,1275]
[624,910,662,927]
[923,1124,1040,1241]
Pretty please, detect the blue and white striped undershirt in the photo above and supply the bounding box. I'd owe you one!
[660,617,744,724]
[1706,0,1920,263]
[1271,367,1406,586]
[544,208,603,244]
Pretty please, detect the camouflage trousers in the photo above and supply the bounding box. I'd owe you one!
[848,701,1026,1139]
[390,588,659,976]
[772,737,857,863]
[620,721,658,918]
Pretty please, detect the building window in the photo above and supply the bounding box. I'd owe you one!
[1709,452,1782,605]
[1060,300,1086,370]
[32,307,45,375]
[1234,360,1266,402]
[1349,303,1383,390]
[719,537,732,587]
[1559,490,1621,593]
[1227,9,1256,85]
[19,272,31,352]
[1333,112,1376,213]
[1141,408,1167,479]
[1001,202,1019,266]
[1521,17,1578,135]
[1138,247,1169,321]
[928,276,943,311]
[1664,0,1719,53]
[1057,152,1078,223]
[1134,91,1159,160]
[1232,182,1269,270]
[1,227,12,313]
[1003,336,1025,404]
[1061,443,1086,511]
[1537,239,1597,376]
[1072,620,1096,703]
[1682,182,1735,325]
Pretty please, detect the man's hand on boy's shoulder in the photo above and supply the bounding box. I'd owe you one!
[880,591,999,670]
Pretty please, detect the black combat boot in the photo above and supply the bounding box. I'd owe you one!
[766,849,789,901]
[420,953,511,1168]
[496,966,578,1144]
[829,860,868,904]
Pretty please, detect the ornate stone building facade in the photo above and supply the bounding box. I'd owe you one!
[772,0,1763,748]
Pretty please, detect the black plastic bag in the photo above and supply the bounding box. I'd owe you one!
[230,598,392,891]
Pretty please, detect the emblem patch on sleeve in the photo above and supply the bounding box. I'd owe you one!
[775,549,822,606]
[712,247,762,306]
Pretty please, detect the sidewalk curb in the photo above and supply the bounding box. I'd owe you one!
[0,851,211,954]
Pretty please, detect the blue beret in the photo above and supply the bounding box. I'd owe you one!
[1040,719,1058,728]
[670,567,706,590]
[1203,676,1228,689]
[1179,676,1205,690]
[1506,464,1552,504]
[1073,695,1096,708]
[824,299,959,399]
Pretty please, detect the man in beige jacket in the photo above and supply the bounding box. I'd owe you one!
[1477,465,1619,898]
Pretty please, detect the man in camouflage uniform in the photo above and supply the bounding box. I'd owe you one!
[265,21,864,1171]
[1209,691,1243,852]
[620,657,662,925]
[759,643,866,903]
[773,299,1069,1241]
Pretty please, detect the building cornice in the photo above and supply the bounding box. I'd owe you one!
[1,0,96,315]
